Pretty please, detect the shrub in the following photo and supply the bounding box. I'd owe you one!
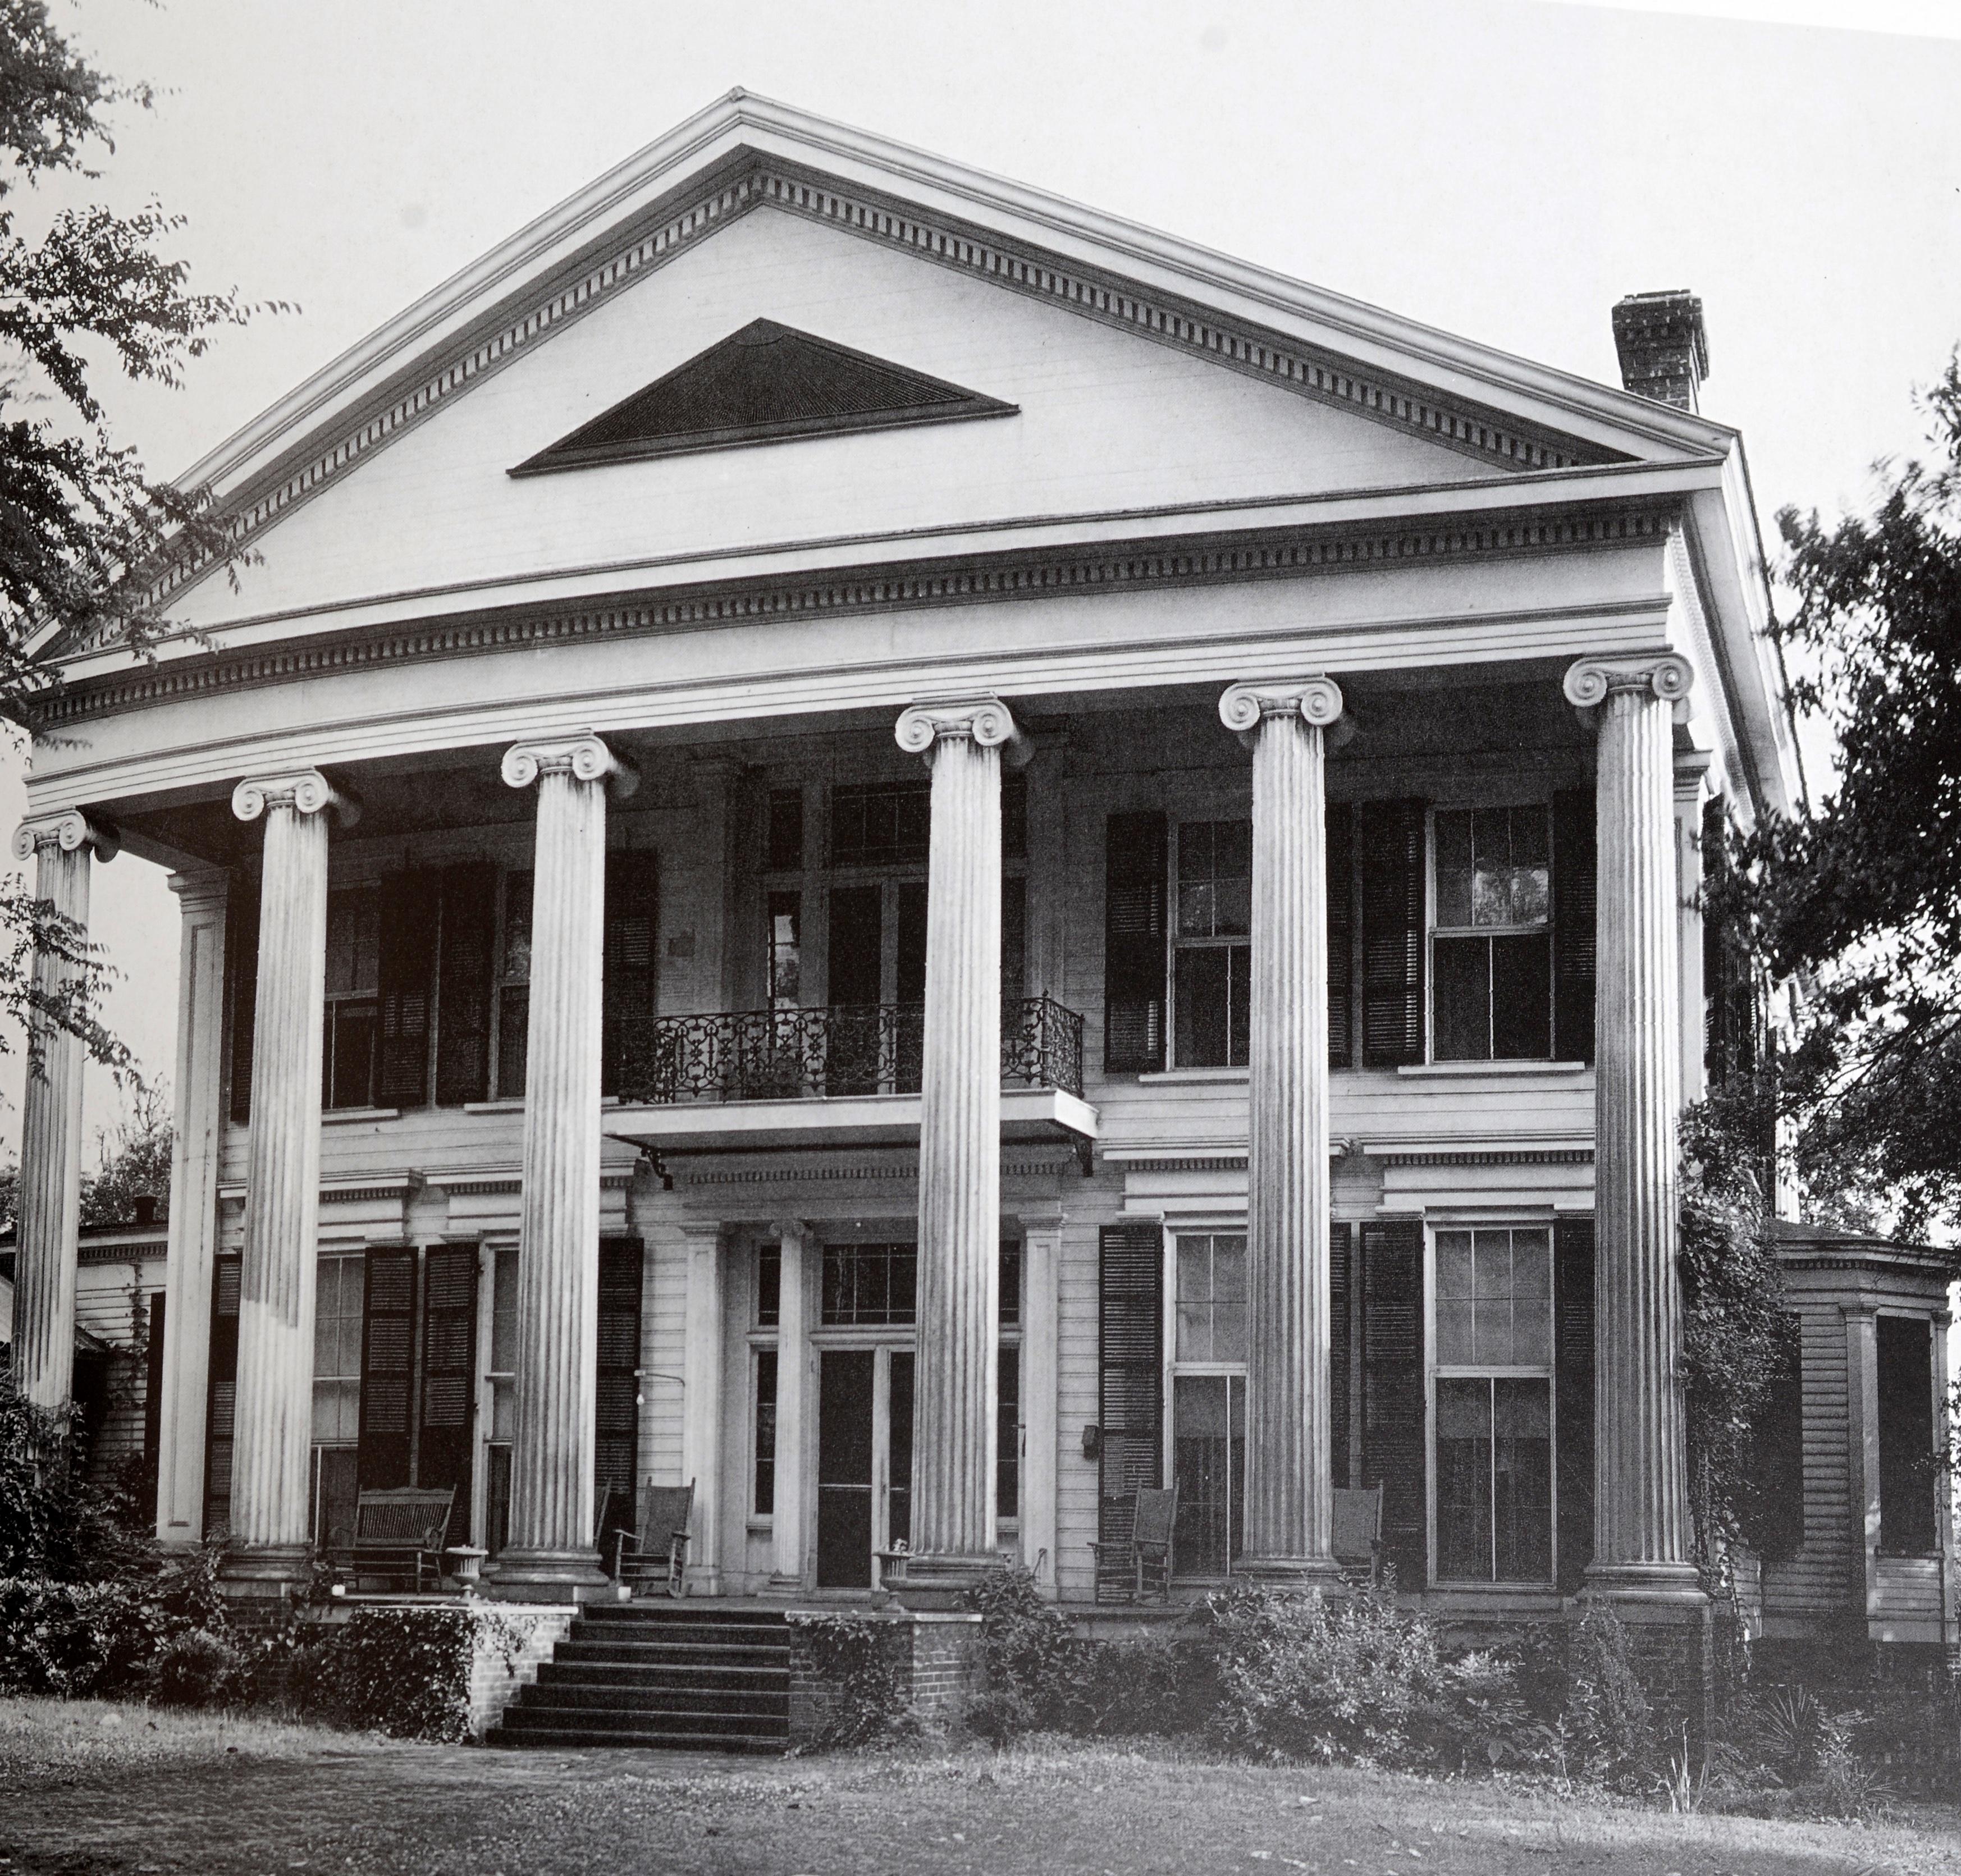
[301,1605,523,1741]
[1562,1603,1656,1784]
[790,1613,920,1750]
[965,1564,1082,1733]
[0,1575,156,1696]
[152,1627,243,1708]
[1064,1631,1213,1739]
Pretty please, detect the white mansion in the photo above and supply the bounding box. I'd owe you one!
[11,95,1841,1650]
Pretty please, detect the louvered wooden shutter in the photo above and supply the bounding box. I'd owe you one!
[1329,1223,1352,1489]
[595,1238,644,1513]
[1361,1219,1426,1587]
[1327,803,1355,1070]
[1554,1216,1596,1594]
[435,864,499,1107]
[226,880,260,1125]
[376,873,437,1108]
[1098,1221,1164,1542]
[1360,801,1427,1068]
[358,1248,417,1490]
[1104,812,1167,1073]
[602,850,659,1099]
[417,1246,478,1548]
[1750,1313,1804,1563]
[142,1291,166,1506]
[203,1256,240,1533]
[1552,790,1597,1064]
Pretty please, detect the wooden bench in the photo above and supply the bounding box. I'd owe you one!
[349,1486,456,1593]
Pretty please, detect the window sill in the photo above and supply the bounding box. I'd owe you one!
[1395,1061,1588,1079]
[463,1099,525,1114]
[1137,1067,1249,1085]
[322,1106,400,1124]
[1424,1582,1563,1608]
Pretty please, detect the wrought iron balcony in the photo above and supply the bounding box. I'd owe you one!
[614,994,1085,1106]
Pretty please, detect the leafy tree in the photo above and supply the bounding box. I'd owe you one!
[0,1,272,1090]
[1720,356,1961,1236]
[77,1077,168,1226]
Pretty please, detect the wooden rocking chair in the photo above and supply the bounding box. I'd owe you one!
[614,1479,696,1598]
[1089,1484,1178,1603]
[1332,1484,1384,1586]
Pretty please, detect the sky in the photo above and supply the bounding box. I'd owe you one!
[1,0,1958,1161]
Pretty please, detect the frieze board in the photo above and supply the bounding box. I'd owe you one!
[89,160,1621,642]
[44,507,1670,727]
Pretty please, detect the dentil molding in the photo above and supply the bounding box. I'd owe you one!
[501,733,640,799]
[230,770,362,826]
[11,811,118,863]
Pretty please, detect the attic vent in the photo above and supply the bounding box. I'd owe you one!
[511,317,1017,473]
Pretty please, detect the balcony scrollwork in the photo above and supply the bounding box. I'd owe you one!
[614,994,1084,1105]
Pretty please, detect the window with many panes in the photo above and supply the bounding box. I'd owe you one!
[494,871,533,1099]
[484,1243,518,1554]
[1172,1232,1248,1575]
[1431,806,1553,1061]
[1433,1226,1554,1583]
[309,1252,364,1549]
[321,890,382,1109]
[998,1241,1022,1524]
[1173,821,1252,1068]
[822,1242,917,1326]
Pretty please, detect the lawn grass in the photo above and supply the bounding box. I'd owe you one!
[3,1698,1958,1876]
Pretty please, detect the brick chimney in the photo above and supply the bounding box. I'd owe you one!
[1611,290,1709,413]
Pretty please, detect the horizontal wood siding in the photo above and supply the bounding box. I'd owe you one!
[1762,1291,1854,1619]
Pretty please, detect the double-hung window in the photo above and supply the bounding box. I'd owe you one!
[1432,806,1552,1060]
[1171,1231,1249,1575]
[322,889,381,1108]
[1433,1226,1554,1583]
[1174,820,1252,1068]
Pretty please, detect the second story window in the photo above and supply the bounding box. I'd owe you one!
[495,870,532,1099]
[1174,820,1251,1068]
[322,888,381,1108]
[1431,806,1552,1061]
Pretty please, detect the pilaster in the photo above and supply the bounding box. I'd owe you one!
[770,1219,811,1587]
[1018,1210,1064,1594]
[224,771,357,1596]
[1565,655,1703,1608]
[1219,678,1345,1586]
[489,734,636,1598]
[155,870,228,1545]
[8,809,116,1413]
[892,697,1026,1602]
[1843,1303,1881,1626]
[682,1220,727,1596]
[1674,753,1713,1111]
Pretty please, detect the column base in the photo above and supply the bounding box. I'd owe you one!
[1236,1554,1347,1594]
[218,1543,314,1619]
[481,1546,610,1602]
[887,1552,1005,1610]
[1581,1561,1708,1610]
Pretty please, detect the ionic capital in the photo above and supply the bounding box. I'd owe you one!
[11,810,118,864]
[230,770,362,827]
[769,1217,813,1248]
[1563,653,1695,724]
[501,733,639,800]
[895,697,1030,768]
[1218,677,1349,750]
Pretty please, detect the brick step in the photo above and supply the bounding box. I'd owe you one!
[518,1680,789,1718]
[569,1618,792,1649]
[499,1701,785,1740]
[579,1604,791,1628]
[554,1638,789,1669]
[488,1724,785,1755]
[535,1660,789,1692]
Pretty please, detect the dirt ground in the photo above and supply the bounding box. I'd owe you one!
[4,1699,1959,1876]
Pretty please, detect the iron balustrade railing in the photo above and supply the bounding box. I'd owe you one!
[614,994,1084,1105]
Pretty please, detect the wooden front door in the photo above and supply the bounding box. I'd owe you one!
[815,1347,915,1588]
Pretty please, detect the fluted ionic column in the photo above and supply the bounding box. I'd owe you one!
[225,772,357,1589]
[9,810,117,1412]
[1565,654,1702,1604]
[490,734,637,1594]
[894,697,1025,1600]
[1220,679,1346,1587]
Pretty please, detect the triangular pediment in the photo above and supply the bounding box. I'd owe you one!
[511,317,1017,473]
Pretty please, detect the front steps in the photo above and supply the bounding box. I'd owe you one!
[490,1602,791,1753]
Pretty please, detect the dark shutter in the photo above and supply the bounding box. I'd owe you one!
[1361,1219,1425,1587]
[417,1246,478,1548]
[1002,872,1027,1009]
[358,1248,417,1490]
[602,850,659,1099]
[1752,1313,1804,1563]
[226,878,260,1125]
[1360,800,1427,1068]
[1104,812,1167,1073]
[1098,1221,1164,1541]
[435,864,499,1107]
[376,873,437,1108]
[141,1291,166,1512]
[1554,1216,1596,1594]
[595,1238,644,1522]
[202,1257,240,1534]
[1552,790,1597,1064]
[1327,802,1355,1069]
[1329,1223,1352,1490]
